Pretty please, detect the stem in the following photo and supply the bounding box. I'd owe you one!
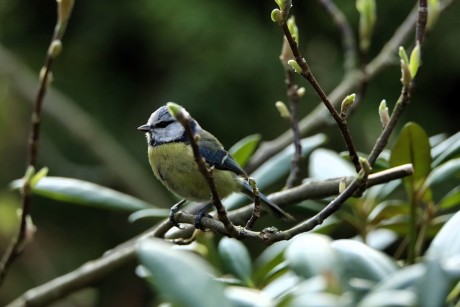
[284,70,303,188]
[279,22,361,172]
[0,6,72,287]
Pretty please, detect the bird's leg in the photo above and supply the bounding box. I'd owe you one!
[169,199,187,228]
[194,203,213,230]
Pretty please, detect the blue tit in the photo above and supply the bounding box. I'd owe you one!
[138,105,293,225]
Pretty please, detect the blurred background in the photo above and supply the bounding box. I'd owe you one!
[0,0,459,305]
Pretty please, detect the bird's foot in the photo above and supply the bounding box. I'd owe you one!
[169,199,187,229]
[194,203,213,230]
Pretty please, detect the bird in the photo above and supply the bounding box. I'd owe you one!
[138,105,293,228]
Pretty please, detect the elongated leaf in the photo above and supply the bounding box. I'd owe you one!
[11,177,151,212]
[426,210,460,261]
[128,208,170,223]
[218,238,253,286]
[431,131,460,167]
[137,239,231,307]
[285,233,340,280]
[438,186,460,210]
[390,122,432,193]
[228,134,261,168]
[368,200,410,224]
[309,149,355,180]
[426,158,460,188]
[225,286,273,306]
[253,241,289,286]
[251,134,326,188]
[331,240,399,283]
[358,290,416,307]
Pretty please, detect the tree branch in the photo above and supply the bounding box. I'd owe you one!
[5,163,413,307]
[0,0,74,288]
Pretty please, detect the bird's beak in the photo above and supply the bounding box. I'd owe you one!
[137,124,151,132]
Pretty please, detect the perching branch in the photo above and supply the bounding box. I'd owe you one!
[5,163,413,307]
[0,0,74,288]
[167,103,240,237]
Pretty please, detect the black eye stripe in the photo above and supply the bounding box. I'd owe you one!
[155,120,174,129]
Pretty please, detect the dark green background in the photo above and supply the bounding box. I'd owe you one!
[0,0,459,305]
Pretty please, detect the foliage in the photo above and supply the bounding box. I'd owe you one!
[1,0,459,306]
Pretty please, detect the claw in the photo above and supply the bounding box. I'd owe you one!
[194,203,213,230]
[169,199,187,229]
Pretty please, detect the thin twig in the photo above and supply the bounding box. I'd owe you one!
[170,105,240,237]
[247,6,420,174]
[317,0,358,73]
[5,164,413,307]
[279,21,361,172]
[0,0,73,287]
[245,178,261,230]
[284,69,304,188]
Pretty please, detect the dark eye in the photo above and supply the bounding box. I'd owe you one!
[155,120,174,129]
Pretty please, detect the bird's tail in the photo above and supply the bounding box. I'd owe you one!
[241,180,294,221]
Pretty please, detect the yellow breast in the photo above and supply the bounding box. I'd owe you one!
[147,143,240,202]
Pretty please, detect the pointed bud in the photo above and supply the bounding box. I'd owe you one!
[339,178,347,193]
[409,42,421,79]
[30,167,49,188]
[296,87,306,98]
[356,0,376,52]
[23,166,36,185]
[275,101,291,119]
[398,46,409,65]
[287,59,302,73]
[399,47,411,87]
[359,157,372,174]
[271,9,283,23]
[287,16,299,44]
[378,100,390,128]
[340,93,356,115]
[48,40,63,59]
[166,102,190,122]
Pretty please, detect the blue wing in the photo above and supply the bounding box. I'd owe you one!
[198,130,247,178]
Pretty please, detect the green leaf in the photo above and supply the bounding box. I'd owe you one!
[228,134,261,168]
[426,210,460,261]
[30,167,49,188]
[368,200,410,224]
[372,263,425,291]
[409,42,421,79]
[253,241,289,285]
[431,131,460,167]
[390,122,432,193]
[438,186,460,210]
[10,177,151,212]
[358,290,416,307]
[137,239,231,307]
[225,286,274,306]
[331,240,399,283]
[309,148,355,180]
[426,158,460,188]
[416,260,452,307]
[218,238,253,287]
[128,208,170,223]
[284,233,340,280]
[289,292,343,307]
